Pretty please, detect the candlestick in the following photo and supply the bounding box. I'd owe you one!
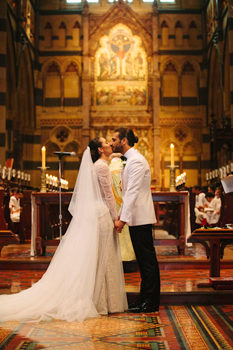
[167,165,178,191]
[38,166,50,193]
[170,144,174,167]
[41,147,46,168]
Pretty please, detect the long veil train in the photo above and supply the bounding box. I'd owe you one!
[0,147,125,323]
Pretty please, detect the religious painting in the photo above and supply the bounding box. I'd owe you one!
[94,24,147,108]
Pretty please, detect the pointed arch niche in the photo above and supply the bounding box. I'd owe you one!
[94,24,148,109]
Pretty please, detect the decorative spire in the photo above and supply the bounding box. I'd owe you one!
[152,0,158,14]
[83,0,89,14]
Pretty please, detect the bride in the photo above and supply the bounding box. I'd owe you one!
[0,137,128,323]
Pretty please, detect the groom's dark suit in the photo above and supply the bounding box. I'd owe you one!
[119,147,160,309]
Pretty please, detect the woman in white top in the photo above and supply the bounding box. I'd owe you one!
[0,137,127,323]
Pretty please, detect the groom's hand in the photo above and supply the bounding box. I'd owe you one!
[115,220,126,233]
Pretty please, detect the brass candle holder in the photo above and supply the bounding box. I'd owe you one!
[38,167,49,193]
[167,165,179,192]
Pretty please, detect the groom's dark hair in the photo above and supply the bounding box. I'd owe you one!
[115,128,138,147]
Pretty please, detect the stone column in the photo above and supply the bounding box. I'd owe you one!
[0,0,7,164]
[152,1,161,189]
[228,1,233,126]
[198,154,201,187]
[179,154,183,173]
[82,1,91,151]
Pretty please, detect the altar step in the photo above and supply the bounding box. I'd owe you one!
[127,290,233,305]
[1,258,233,271]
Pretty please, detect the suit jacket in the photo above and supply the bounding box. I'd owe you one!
[119,148,156,226]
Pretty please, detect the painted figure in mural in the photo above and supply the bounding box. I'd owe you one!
[109,55,118,79]
[134,52,144,80]
[125,53,134,79]
[99,53,109,80]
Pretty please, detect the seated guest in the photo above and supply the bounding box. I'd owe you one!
[208,186,215,194]
[194,186,206,228]
[9,188,22,240]
[210,188,221,225]
[203,192,219,226]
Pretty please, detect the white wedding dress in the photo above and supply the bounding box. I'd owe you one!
[0,148,128,323]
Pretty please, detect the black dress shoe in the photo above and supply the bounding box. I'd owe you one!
[128,301,159,313]
[128,297,145,310]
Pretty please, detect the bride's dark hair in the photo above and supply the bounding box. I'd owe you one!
[89,137,102,163]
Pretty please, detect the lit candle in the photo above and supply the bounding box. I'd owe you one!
[170,144,174,167]
[42,147,46,168]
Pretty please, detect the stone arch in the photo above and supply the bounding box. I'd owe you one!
[180,60,199,107]
[45,141,60,157]
[189,20,198,46]
[180,57,200,75]
[182,139,201,155]
[42,60,61,108]
[61,58,81,75]
[160,58,179,74]
[175,20,183,47]
[161,140,180,156]
[161,60,179,108]
[41,58,62,74]
[62,60,81,108]
[172,16,186,31]
[88,2,152,57]
[63,141,80,154]
[53,17,69,32]
[159,15,173,33]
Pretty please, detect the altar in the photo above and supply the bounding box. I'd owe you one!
[152,191,191,255]
[31,191,191,256]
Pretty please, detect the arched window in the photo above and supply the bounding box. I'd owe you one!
[64,62,80,107]
[44,22,52,48]
[162,62,179,108]
[189,21,197,47]
[59,22,66,47]
[181,62,198,107]
[45,63,61,107]
[175,21,183,47]
[161,21,169,46]
[72,21,80,47]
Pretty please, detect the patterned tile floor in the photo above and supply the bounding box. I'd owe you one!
[1,243,231,260]
[1,244,233,348]
[1,306,233,349]
[1,270,233,295]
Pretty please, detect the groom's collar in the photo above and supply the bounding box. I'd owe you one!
[124,147,137,160]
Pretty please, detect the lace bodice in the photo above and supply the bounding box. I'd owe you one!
[94,159,118,221]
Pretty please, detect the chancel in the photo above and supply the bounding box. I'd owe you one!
[1,0,233,348]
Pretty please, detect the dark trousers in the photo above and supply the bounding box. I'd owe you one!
[129,224,160,307]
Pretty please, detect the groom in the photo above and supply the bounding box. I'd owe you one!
[111,127,160,313]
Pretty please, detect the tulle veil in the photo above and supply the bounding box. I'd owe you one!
[0,147,117,323]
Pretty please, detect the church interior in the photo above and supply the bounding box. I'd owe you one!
[1,0,233,348]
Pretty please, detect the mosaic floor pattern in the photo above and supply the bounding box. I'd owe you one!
[1,306,233,349]
[2,270,233,294]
